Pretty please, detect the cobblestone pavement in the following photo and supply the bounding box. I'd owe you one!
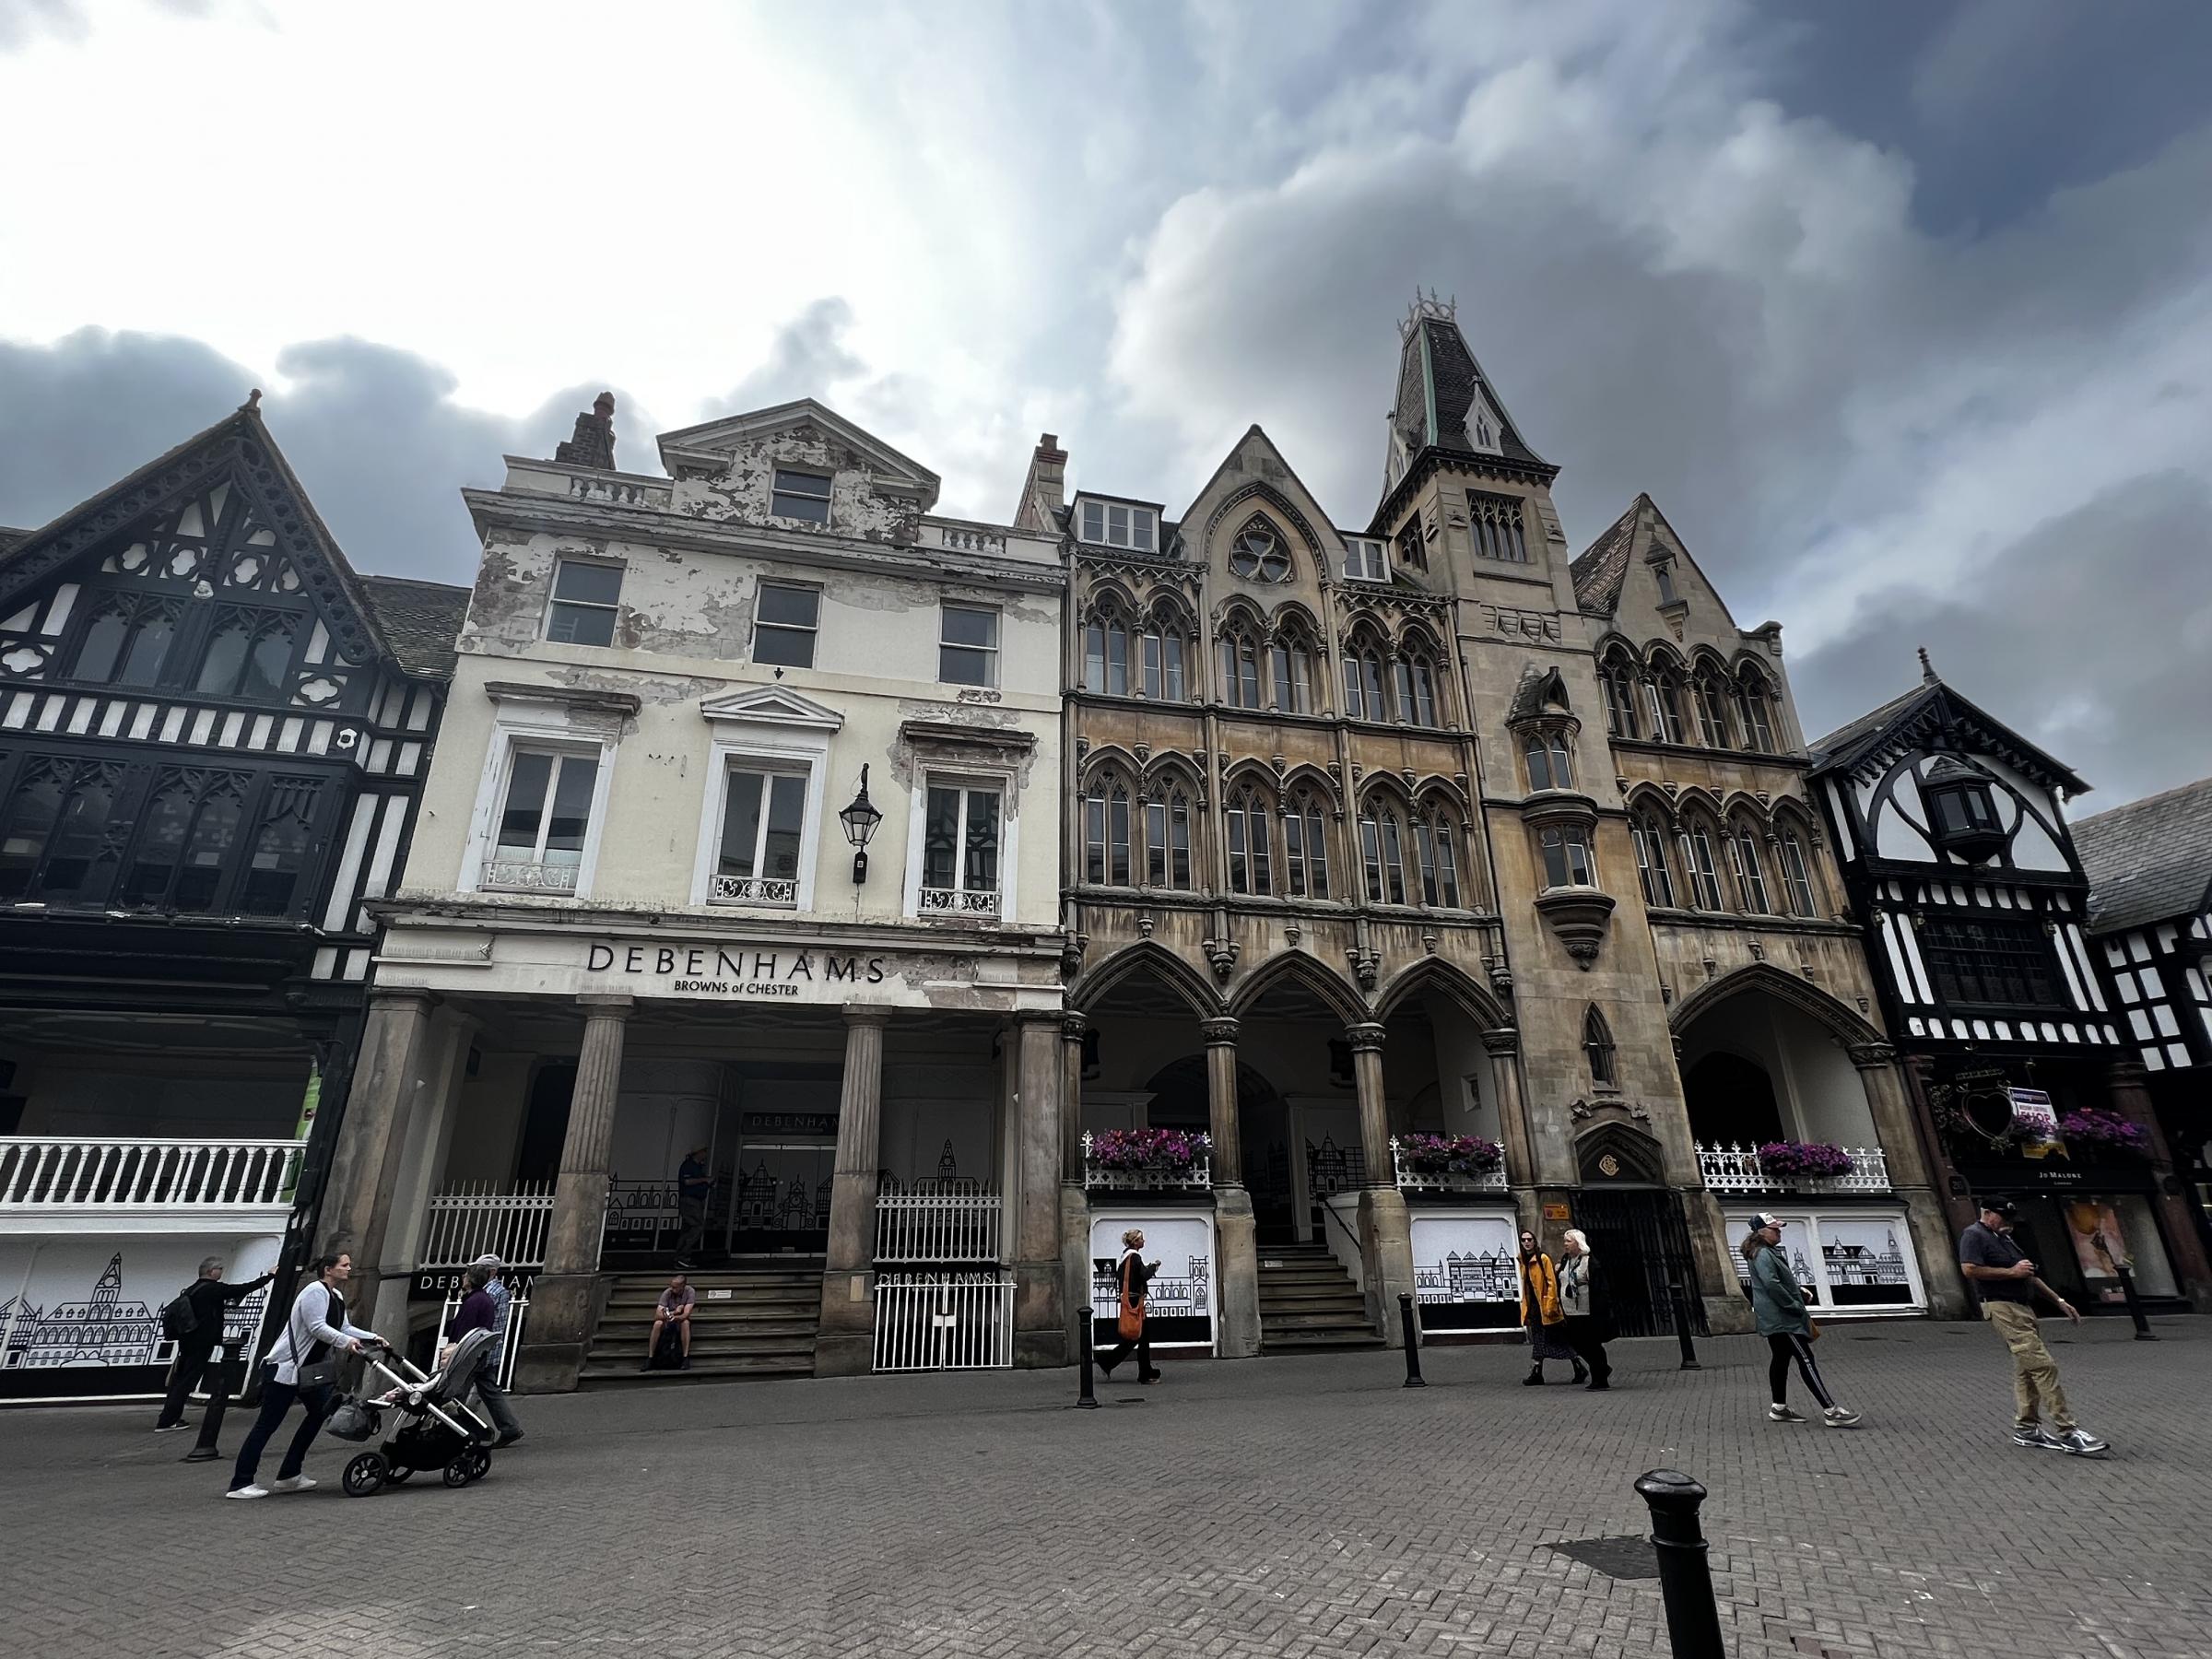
[2,1318,2207,1659]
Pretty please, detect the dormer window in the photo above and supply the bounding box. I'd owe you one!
[1653,561,1679,606]
[1926,774,2005,861]
[771,469,833,524]
[1344,537,1389,582]
[1079,499,1157,552]
[1230,524,1291,582]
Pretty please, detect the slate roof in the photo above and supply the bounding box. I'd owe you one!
[2072,776,2212,934]
[1806,682,1930,769]
[1569,496,1643,614]
[0,527,28,557]
[359,575,472,682]
[1806,674,2090,797]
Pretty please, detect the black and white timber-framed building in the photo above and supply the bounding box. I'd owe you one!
[1808,657,2212,1313]
[0,398,467,1399]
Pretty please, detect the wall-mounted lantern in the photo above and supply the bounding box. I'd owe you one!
[838,764,883,884]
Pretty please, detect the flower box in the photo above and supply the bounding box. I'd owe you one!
[2054,1110,2150,1158]
[1087,1128,1210,1171]
[1399,1134,1503,1176]
[1753,1141,1855,1182]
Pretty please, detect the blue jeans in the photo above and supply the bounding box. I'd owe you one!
[229,1374,335,1490]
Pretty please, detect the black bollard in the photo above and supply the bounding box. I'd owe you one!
[182,1352,234,1464]
[1076,1306,1100,1408]
[2113,1263,2158,1340]
[1636,1468,1726,1658]
[1398,1293,1426,1387]
[1666,1277,1701,1371]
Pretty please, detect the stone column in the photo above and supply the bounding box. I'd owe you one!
[814,1005,890,1377]
[2108,1059,2212,1309]
[513,994,631,1393]
[1059,1012,1093,1359]
[1479,1027,1538,1188]
[1204,1017,1261,1358]
[314,988,440,1337]
[1006,1012,1067,1366]
[1347,1021,1415,1346]
[1850,1041,1970,1318]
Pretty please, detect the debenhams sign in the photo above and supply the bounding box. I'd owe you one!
[583,941,889,999]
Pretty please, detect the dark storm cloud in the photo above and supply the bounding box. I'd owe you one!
[706,299,866,416]
[0,329,661,585]
[1795,472,2212,806]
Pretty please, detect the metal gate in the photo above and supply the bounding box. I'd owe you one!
[1572,1190,1708,1340]
[873,1271,1015,1371]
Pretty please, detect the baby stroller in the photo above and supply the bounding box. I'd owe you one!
[329,1326,498,1496]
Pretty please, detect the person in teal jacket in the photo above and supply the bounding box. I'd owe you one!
[1743,1213,1861,1428]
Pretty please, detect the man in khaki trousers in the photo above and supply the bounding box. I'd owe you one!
[1959,1200,2110,1456]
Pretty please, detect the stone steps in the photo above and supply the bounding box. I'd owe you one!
[1257,1247,1382,1352]
[580,1270,822,1384]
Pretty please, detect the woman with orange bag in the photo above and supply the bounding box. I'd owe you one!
[1097,1227,1162,1384]
[1517,1229,1587,1386]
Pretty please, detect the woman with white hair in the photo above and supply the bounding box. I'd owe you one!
[1556,1229,1612,1391]
[1096,1228,1161,1384]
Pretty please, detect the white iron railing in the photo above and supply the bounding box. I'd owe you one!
[918,886,999,918]
[711,874,797,905]
[1389,1136,1509,1194]
[875,1182,1003,1264]
[437,1282,532,1391]
[1695,1143,1892,1194]
[1080,1133,1212,1192]
[873,1271,1015,1371]
[419,1183,555,1269]
[481,858,580,893]
[0,1137,304,1209]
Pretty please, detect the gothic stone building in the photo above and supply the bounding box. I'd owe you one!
[1043,300,1946,1355]
[0,400,465,1398]
[1810,663,2212,1313]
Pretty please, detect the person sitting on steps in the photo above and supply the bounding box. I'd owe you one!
[642,1272,696,1371]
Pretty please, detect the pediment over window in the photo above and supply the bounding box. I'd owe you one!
[698,685,845,731]
[656,398,940,510]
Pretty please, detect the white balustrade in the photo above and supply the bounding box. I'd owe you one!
[918,886,1000,917]
[875,1183,1003,1264]
[711,874,797,905]
[1389,1135,1509,1194]
[1080,1132,1212,1193]
[419,1183,557,1269]
[482,858,580,893]
[0,1136,304,1210]
[1695,1143,1892,1194]
[935,524,1009,555]
[873,1271,1015,1371]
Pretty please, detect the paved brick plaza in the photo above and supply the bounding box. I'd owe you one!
[1,1319,2206,1659]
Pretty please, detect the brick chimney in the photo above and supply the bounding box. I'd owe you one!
[555,391,618,471]
[1012,431,1066,534]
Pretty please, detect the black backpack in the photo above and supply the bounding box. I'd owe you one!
[159,1288,200,1342]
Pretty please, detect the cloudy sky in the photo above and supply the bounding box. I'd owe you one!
[3,0,2209,806]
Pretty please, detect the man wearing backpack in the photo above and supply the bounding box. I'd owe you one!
[154,1255,276,1432]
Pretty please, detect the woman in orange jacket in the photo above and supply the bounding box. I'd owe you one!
[1517,1229,1588,1386]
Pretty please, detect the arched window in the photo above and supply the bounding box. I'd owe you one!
[1646,666,1688,745]
[1359,797,1411,905]
[1630,811,1677,908]
[0,757,124,903]
[1583,1006,1617,1088]
[1691,671,1731,747]
[1342,627,1388,721]
[70,594,179,688]
[1411,800,1464,908]
[120,770,248,912]
[1394,641,1441,728]
[1537,825,1595,889]
[1140,606,1192,702]
[1082,602,1133,697]
[1524,731,1573,792]
[1143,780,1196,890]
[1281,786,1331,899]
[1229,520,1292,582]
[1679,814,1725,910]
[195,610,299,700]
[1217,620,1264,710]
[1082,771,1135,886]
[1269,622,1317,713]
[1728,820,1771,912]
[1225,782,1275,895]
[237,777,324,916]
[1600,654,1640,739]
[1776,824,1818,917]
[1735,668,1777,754]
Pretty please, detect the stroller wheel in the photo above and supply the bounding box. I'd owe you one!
[446,1443,491,1487]
[341,1453,387,1497]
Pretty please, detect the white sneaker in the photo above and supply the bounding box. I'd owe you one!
[2055,1428,2110,1457]
[224,1485,270,1500]
[1768,1404,1807,1423]
[153,1422,190,1433]
[1823,1406,1863,1428]
[268,1475,317,1493]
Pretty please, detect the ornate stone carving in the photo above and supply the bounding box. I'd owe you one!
[1061,1011,1090,1043]
[1200,1017,1240,1046]
[1535,888,1616,970]
[1347,943,1380,991]
[1135,912,1155,940]
[1420,929,1439,955]
[1283,923,1301,947]
[1485,958,1513,999]
[1846,1041,1897,1070]
[1478,1027,1520,1057]
[1203,935,1239,982]
[1345,1022,1386,1053]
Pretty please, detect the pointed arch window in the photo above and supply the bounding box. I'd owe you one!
[1728,822,1772,912]
[1281,787,1331,899]
[195,609,300,700]
[1082,773,1135,887]
[1630,812,1677,909]
[1601,658,1640,739]
[1395,512,1428,571]
[1537,826,1595,889]
[1225,782,1275,896]
[1691,674,1731,747]
[1411,802,1464,908]
[1144,782,1195,890]
[0,757,126,904]
[70,593,179,688]
[1394,646,1441,728]
[1524,732,1573,792]
[1359,800,1410,905]
[1583,1006,1618,1088]
[1082,606,1133,698]
[1269,629,1316,713]
[1680,818,1724,910]
[1735,670,1777,753]
[1218,624,1265,710]
[120,769,250,912]
[1645,669,1688,745]
[1342,632,1388,721]
[1777,828,1818,917]
[237,777,324,917]
[1141,609,1190,702]
[1468,491,1529,562]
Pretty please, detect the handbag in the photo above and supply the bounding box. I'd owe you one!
[1805,1317,1822,1342]
[1116,1256,1145,1340]
[277,1284,343,1389]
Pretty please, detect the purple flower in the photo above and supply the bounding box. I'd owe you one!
[1089,1128,1213,1171]
[2055,1110,2149,1156]
[1402,1134,1503,1176]
[1755,1141,1855,1181]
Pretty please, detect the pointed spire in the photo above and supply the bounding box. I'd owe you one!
[1917,646,1938,685]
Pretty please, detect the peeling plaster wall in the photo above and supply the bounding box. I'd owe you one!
[670,424,920,545]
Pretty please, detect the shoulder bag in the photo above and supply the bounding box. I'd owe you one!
[1116,1256,1145,1341]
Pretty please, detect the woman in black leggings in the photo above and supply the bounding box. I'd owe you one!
[1743,1215,1861,1427]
